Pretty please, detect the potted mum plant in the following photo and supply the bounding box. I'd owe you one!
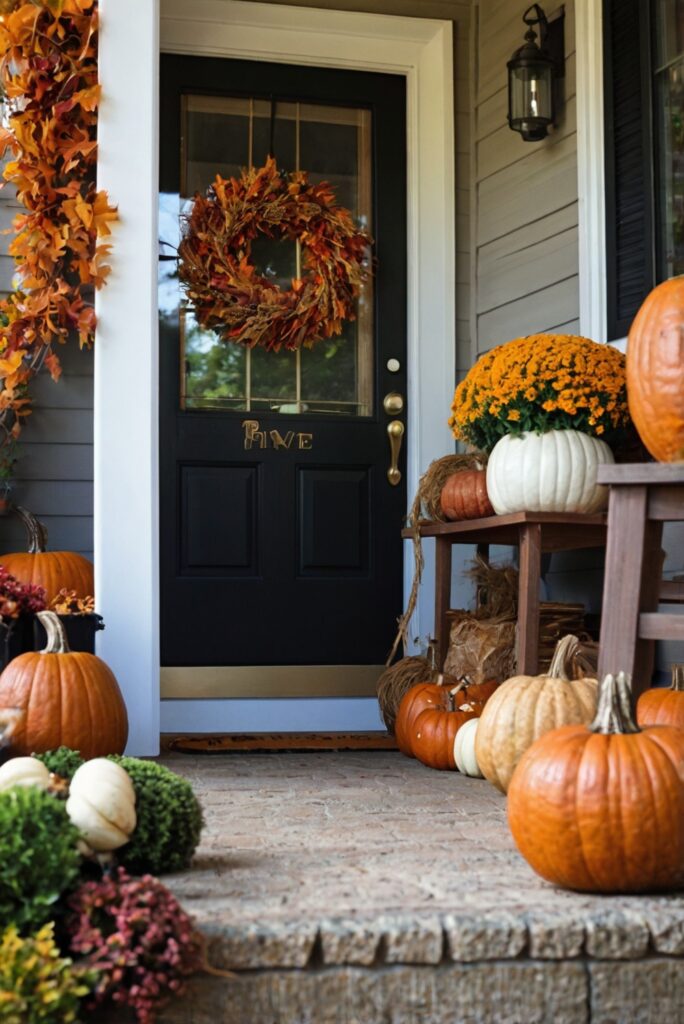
[449,334,631,514]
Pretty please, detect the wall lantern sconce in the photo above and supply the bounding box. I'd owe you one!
[507,4,565,142]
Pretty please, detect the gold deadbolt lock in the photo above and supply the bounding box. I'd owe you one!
[383,391,404,416]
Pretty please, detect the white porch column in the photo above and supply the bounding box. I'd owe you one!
[95,0,160,754]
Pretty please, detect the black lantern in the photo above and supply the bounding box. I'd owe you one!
[508,4,563,142]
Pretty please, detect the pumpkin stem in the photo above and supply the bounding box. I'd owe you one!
[37,611,71,655]
[547,634,581,681]
[672,664,684,692]
[14,505,48,554]
[589,672,640,735]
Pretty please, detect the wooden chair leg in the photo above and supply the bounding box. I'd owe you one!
[517,523,542,675]
[598,486,663,692]
[434,536,452,671]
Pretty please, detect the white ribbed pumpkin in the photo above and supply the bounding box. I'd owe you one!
[453,718,483,777]
[486,430,614,514]
[0,756,50,791]
[66,758,136,852]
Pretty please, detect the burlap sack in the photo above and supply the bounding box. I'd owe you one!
[443,612,516,684]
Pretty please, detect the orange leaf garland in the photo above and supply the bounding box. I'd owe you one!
[0,0,116,447]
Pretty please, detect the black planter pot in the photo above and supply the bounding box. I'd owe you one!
[0,613,105,672]
[33,613,105,654]
[0,616,35,672]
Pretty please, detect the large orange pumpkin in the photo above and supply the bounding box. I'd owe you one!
[2,507,94,602]
[637,664,684,731]
[440,469,494,521]
[508,671,684,893]
[626,275,684,462]
[0,611,127,758]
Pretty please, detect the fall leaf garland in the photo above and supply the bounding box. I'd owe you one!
[0,0,116,447]
[178,156,372,352]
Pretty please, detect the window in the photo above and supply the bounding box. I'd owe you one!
[603,0,684,338]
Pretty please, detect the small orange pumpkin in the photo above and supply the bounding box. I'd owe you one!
[0,611,127,758]
[626,275,684,462]
[2,506,94,602]
[395,678,449,756]
[440,469,494,521]
[411,687,481,770]
[637,664,684,732]
[508,671,684,893]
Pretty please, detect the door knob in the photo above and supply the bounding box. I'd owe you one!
[387,420,404,486]
[383,392,404,416]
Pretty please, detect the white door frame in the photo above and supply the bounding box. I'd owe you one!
[96,0,455,751]
[576,0,608,344]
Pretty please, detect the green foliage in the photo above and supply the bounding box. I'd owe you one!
[109,757,204,875]
[0,787,81,933]
[0,923,95,1024]
[34,747,85,781]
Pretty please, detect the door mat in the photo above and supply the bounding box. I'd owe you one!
[165,732,398,754]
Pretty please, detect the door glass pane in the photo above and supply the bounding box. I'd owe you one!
[165,94,374,416]
[655,1,684,277]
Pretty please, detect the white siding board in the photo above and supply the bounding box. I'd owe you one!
[478,202,578,263]
[478,96,577,183]
[477,137,578,245]
[477,275,580,351]
[477,225,579,313]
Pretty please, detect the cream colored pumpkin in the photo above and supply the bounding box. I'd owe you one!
[0,756,50,791]
[475,635,598,793]
[66,758,136,852]
[453,718,483,777]
[486,430,614,515]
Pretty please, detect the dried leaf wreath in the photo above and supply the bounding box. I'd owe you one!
[178,156,372,352]
[0,0,116,448]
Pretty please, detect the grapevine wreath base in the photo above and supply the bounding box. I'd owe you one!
[178,156,373,352]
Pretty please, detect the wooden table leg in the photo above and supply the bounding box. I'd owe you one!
[517,523,542,675]
[435,536,452,671]
[598,486,664,693]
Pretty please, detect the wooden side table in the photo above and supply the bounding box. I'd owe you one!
[597,464,684,693]
[402,512,607,675]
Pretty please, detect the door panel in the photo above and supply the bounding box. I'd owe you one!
[159,55,407,684]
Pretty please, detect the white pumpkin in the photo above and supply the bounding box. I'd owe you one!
[66,758,136,852]
[486,429,614,515]
[0,756,50,791]
[453,719,483,777]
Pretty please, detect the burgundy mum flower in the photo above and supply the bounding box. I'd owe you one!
[65,867,202,1024]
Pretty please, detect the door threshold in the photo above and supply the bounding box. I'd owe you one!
[163,731,397,753]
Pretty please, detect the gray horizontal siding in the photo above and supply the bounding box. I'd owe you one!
[472,0,579,358]
[0,337,93,561]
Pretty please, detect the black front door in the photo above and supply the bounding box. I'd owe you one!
[159,55,407,686]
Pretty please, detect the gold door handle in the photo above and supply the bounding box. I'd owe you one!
[387,420,404,486]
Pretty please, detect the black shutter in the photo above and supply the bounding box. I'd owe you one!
[603,0,655,339]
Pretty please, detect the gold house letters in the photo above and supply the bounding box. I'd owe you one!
[243,419,313,451]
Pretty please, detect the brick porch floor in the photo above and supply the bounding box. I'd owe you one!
[142,751,684,1023]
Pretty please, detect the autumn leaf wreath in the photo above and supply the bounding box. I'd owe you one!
[178,156,373,352]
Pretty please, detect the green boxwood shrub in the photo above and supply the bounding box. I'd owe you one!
[34,747,85,781]
[0,787,81,933]
[109,757,204,875]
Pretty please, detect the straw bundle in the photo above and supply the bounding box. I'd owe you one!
[387,452,487,665]
[376,655,440,735]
